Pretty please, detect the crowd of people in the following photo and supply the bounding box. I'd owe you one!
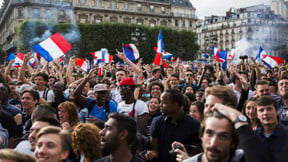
[0,50,288,162]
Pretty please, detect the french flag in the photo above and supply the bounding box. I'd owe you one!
[7,53,24,68]
[212,46,227,63]
[123,44,139,61]
[157,30,164,53]
[32,32,72,62]
[256,47,283,69]
[75,58,88,72]
[90,48,113,63]
[153,47,173,59]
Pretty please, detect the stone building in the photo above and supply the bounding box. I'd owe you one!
[0,0,197,52]
[197,4,288,56]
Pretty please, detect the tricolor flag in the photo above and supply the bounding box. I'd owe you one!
[228,49,236,60]
[32,32,72,62]
[75,58,88,72]
[152,52,169,68]
[123,44,139,61]
[90,48,113,63]
[212,46,227,63]
[255,47,266,61]
[256,47,284,69]
[7,53,24,68]
[153,47,173,60]
[157,30,164,53]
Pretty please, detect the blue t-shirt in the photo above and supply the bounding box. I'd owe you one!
[85,97,117,121]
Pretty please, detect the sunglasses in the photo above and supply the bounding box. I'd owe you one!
[120,86,132,90]
[186,74,193,77]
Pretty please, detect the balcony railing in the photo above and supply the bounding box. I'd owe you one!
[13,0,72,7]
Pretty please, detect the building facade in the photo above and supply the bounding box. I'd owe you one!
[0,0,197,52]
[197,4,288,56]
[271,0,288,20]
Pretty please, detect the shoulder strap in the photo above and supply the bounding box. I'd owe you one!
[131,100,137,118]
[43,88,49,100]
[87,100,96,115]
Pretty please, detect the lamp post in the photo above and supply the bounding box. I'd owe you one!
[131,28,146,46]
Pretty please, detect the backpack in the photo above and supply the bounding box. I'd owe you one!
[43,88,49,101]
[87,99,115,118]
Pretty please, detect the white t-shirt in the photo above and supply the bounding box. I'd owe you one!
[117,100,148,119]
[38,89,55,103]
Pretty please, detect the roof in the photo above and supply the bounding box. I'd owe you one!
[148,0,194,8]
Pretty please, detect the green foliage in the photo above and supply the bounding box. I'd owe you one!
[16,21,199,63]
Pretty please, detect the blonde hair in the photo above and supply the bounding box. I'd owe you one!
[0,149,36,162]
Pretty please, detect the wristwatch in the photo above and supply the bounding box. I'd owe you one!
[233,114,247,124]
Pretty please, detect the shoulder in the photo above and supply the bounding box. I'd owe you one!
[131,155,146,162]
[183,115,200,126]
[183,153,202,162]
[94,156,110,162]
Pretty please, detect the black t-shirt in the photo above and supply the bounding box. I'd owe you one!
[95,155,145,162]
[0,110,19,138]
[151,114,201,162]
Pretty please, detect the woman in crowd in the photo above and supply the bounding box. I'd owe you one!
[242,97,260,130]
[58,101,80,131]
[72,123,102,162]
[189,101,204,122]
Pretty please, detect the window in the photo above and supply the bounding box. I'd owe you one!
[79,0,85,6]
[46,9,53,18]
[18,7,24,17]
[95,15,102,23]
[150,19,156,27]
[182,20,185,27]
[110,16,118,22]
[137,4,142,12]
[32,8,40,17]
[189,21,193,27]
[124,2,128,11]
[161,7,165,14]
[175,20,178,27]
[136,18,143,25]
[111,0,116,9]
[150,5,154,13]
[95,0,101,8]
[124,17,131,23]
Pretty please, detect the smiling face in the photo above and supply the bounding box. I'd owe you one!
[245,101,257,120]
[21,92,38,114]
[28,121,50,152]
[278,79,288,98]
[35,134,68,162]
[148,98,160,114]
[201,117,233,162]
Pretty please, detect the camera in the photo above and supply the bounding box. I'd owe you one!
[239,55,248,60]
[169,144,183,157]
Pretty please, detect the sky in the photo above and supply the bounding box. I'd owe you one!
[190,0,272,18]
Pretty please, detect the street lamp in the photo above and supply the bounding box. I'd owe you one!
[131,28,146,46]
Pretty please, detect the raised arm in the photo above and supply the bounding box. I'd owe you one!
[4,60,14,83]
[17,52,32,85]
[72,68,97,107]
[116,50,142,75]
[66,56,75,85]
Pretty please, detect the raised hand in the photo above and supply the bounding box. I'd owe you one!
[115,49,127,61]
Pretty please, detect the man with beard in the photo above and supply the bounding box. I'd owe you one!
[179,103,271,162]
[73,69,117,122]
[96,113,144,162]
[145,89,200,162]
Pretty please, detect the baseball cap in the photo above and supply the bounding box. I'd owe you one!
[94,84,109,92]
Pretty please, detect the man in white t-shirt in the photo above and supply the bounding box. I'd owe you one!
[34,72,55,104]
[117,77,149,135]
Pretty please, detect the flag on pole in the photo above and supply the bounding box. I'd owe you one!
[157,30,164,53]
[32,32,72,62]
[90,48,113,63]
